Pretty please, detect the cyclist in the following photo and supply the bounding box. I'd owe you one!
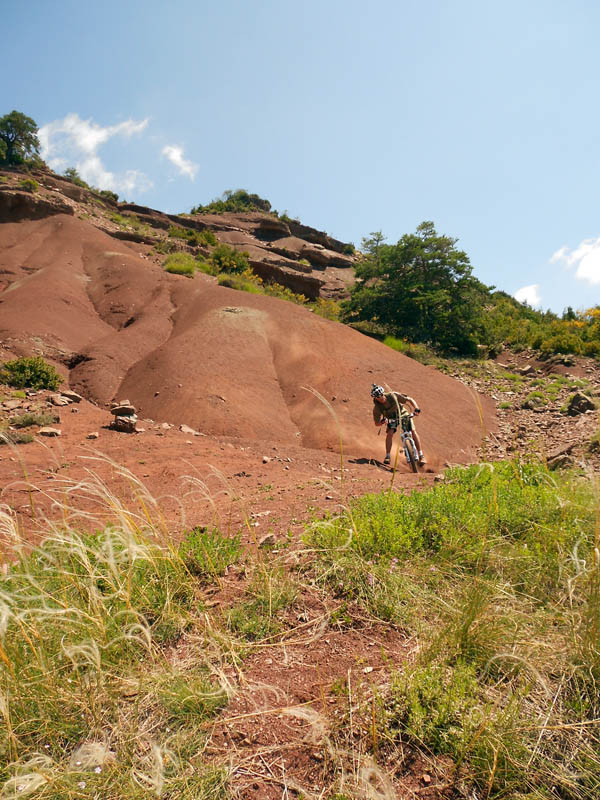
[371,384,426,465]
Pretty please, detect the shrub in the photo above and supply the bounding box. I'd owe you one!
[210,243,250,273]
[343,243,355,255]
[18,177,38,193]
[0,356,62,390]
[218,271,261,292]
[168,224,216,247]
[0,430,34,445]
[191,189,272,215]
[95,188,119,203]
[9,411,58,428]
[164,253,197,276]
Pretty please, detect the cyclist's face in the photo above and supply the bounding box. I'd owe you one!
[375,395,385,403]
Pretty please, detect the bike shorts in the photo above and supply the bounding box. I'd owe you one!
[386,416,414,433]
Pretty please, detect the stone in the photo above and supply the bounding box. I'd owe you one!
[61,390,82,403]
[110,403,136,417]
[87,432,99,439]
[262,455,270,463]
[111,415,137,433]
[39,427,61,437]
[179,424,198,435]
[3,400,21,410]
[258,533,276,548]
[567,393,595,416]
[51,395,70,406]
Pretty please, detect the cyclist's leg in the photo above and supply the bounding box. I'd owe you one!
[384,421,397,463]
[411,421,425,461]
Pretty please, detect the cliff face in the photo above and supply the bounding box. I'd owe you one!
[0,168,356,300]
[117,205,357,300]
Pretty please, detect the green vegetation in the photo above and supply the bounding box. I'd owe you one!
[0,356,62,390]
[210,243,251,273]
[108,212,146,232]
[9,411,58,428]
[18,177,38,193]
[306,461,600,797]
[64,167,119,203]
[178,526,242,579]
[227,567,297,641]
[191,189,272,215]
[343,223,491,356]
[0,523,229,798]
[344,224,600,359]
[217,267,341,320]
[0,430,34,445]
[0,110,41,166]
[168,224,216,247]
[163,253,198,276]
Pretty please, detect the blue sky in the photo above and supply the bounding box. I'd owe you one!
[4,0,600,313]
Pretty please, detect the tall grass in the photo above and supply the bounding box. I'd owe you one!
[306,460,600,798]
[0,467,240,798]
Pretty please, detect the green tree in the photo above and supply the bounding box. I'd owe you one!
[0,110,41,165]
[343,221,491,355]
[361,231,386,267]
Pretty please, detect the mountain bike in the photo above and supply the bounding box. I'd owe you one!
[399,412,420,473]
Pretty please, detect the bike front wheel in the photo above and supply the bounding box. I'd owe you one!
[404,438,419,473]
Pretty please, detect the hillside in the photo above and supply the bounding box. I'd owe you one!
[1,166,599,800]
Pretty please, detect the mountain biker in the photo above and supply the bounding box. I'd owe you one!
[371,384,426,466]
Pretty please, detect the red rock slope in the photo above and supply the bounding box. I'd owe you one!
[0,213,494,468]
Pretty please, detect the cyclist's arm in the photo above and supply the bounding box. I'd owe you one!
[373,405,384,425]
[403,395,420,412]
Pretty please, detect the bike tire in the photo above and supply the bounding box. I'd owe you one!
[406,439,419,473]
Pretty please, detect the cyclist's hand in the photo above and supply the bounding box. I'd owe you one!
[414,407,421,415]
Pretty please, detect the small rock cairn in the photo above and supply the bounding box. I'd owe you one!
[110,400,138,433]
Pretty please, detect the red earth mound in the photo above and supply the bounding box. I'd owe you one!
[0,213,494,470]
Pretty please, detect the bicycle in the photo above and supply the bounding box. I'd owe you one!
[385,412,420,473]
[401,412,421,473]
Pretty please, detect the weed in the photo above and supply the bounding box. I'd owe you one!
[227,567,297,640]
[164,253,197,276]
[18,177,38,192]
[178,526,242,580]
[9,411,58,428]
[0,430,34,445]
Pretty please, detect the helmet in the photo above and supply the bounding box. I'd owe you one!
[371,384,385,398]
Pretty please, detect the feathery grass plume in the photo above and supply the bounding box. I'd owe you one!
[0,466,232,798]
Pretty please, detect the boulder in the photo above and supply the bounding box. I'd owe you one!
[51,394,70,406]
[38,427,61,437]
[567,393,595,416]
[61,390,82,403]
[110,403,136,417]
[111,415,137,433]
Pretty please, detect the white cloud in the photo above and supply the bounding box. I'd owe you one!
[514,284,541,307]
[38,113,152,195]
[550,237,600,285]
[162,145,198,180]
